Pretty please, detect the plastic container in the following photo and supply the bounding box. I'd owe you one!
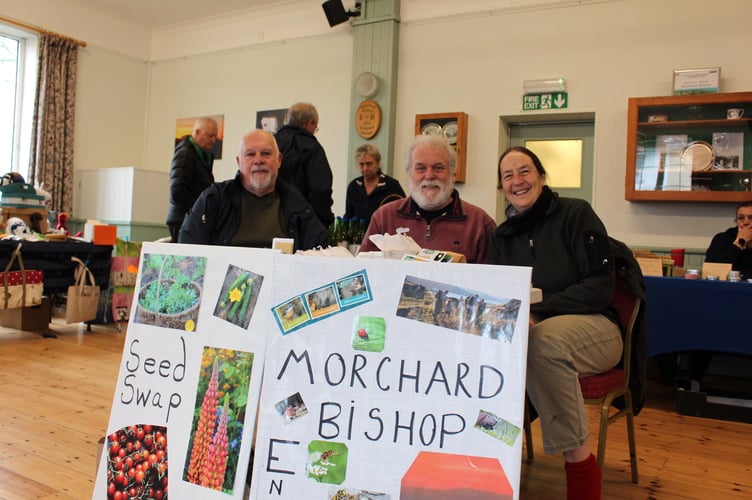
[684,269,699,280]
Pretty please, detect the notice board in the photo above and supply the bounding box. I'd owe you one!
[93,245,532,499]
[251,256,532,499]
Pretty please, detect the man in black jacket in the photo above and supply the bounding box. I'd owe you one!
[166,117,218,242]
[706,201,752,279]
[178,129,330,252]
[275,102,335,228]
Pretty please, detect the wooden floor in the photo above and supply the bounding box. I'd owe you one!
[0,320,750,499]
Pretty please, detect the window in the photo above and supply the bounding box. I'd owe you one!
[0,24,38,178]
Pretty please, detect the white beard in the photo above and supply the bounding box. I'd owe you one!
[409,179,454,210]
[247,168,276,195]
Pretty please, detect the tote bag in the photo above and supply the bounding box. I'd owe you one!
[65,256,100,324]
[1,243,44,310]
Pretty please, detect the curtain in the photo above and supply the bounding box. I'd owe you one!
[28,33,78,214]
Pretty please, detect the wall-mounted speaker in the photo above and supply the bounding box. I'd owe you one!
[322,0,350,27]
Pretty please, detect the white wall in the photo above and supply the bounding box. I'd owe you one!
[392,0,752,250]
[75,45,149,172]
[0,0,152,59]
[4,0,752,249]
[142,33,354,213]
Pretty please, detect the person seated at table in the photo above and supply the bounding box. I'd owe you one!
[681,202,752,390]
[705,201,752,280]
[344,144,405,226]
[489,146,621,500]
[178,129,331,252]
[358,134,496,263]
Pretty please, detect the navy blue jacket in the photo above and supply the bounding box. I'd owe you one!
[178,173,331,252]
[275,124,334,227]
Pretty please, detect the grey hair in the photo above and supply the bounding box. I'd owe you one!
[284,102,318,127]
[404,134,457,173]
[355,144,381,163]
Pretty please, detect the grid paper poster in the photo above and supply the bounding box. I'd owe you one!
[93,243,275,499]
[251,255,532,499]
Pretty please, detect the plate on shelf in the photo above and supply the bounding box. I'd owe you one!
[681,141,714,172]
[420,122,442,136]
[442,121,458,144]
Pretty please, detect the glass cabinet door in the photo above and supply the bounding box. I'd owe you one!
[626,92,752,202]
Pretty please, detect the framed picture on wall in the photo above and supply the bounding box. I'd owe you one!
[256,108,288,135]
[175,114,224,159]
[414,112,468,183]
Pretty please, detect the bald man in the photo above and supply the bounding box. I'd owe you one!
[179,129,330,251]
[166,117,219,242]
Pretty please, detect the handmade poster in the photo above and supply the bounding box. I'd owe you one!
[93,243,274,499]
[251,255,532,499]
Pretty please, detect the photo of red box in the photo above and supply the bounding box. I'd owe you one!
[401,451,513,499]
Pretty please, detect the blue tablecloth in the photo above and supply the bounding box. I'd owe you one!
[645,276,752,357]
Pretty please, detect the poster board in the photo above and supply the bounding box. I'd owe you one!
[94,248,532,499]
[93,243,274,499]
[251,256,532,499]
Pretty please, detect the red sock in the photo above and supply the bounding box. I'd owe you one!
[565,453,601,500]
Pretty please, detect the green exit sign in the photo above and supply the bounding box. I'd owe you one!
[522,92,568,110]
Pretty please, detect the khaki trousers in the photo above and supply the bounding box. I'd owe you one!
[526,313,622,454]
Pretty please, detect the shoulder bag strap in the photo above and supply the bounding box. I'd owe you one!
[3,243,26,308]
[71,256,95,291]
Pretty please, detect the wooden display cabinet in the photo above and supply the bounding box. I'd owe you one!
[625,92,752,202]
[414,112,468,183]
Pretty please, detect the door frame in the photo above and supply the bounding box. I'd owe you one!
[496,112,596,222]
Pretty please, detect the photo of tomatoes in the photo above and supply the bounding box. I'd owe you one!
[106,424,168,499]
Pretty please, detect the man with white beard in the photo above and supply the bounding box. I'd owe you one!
[358,134,496,263]
[179,129,330,251]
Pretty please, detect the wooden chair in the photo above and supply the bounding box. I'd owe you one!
[524,274,641,483]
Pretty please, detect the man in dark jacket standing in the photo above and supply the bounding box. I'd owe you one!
[166,117,218,242]
[275,102,335,228]
[178,129,330,252]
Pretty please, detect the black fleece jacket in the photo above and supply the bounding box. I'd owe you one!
[178,173,330,252]
[489,186,617,324]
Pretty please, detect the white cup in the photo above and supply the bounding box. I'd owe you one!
[727,108,744,119]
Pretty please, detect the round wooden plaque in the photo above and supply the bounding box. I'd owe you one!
[355,100,382,140]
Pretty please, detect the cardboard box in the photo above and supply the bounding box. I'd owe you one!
[84,222,117,245]
[0,206,49,233]
[0,296,51,330]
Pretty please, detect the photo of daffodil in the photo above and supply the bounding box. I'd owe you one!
[134,253,206,332]
[213,265,264,329]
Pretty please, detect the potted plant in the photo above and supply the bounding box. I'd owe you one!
[135,254,206,331]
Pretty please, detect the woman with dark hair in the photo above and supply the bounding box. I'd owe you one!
[490,146,621,500]
[344,144,405,225]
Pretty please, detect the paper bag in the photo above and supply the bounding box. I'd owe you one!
[1,243,44,309]
[65,256,100,324]
[111,238,142,286]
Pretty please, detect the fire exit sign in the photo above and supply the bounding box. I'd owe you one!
[522,92,568,110]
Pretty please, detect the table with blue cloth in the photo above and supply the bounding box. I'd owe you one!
[645,275,752,422]
[645,276,752,357]
[0,239,112,294]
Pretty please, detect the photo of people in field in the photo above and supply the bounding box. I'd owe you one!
[396,275,522,342]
